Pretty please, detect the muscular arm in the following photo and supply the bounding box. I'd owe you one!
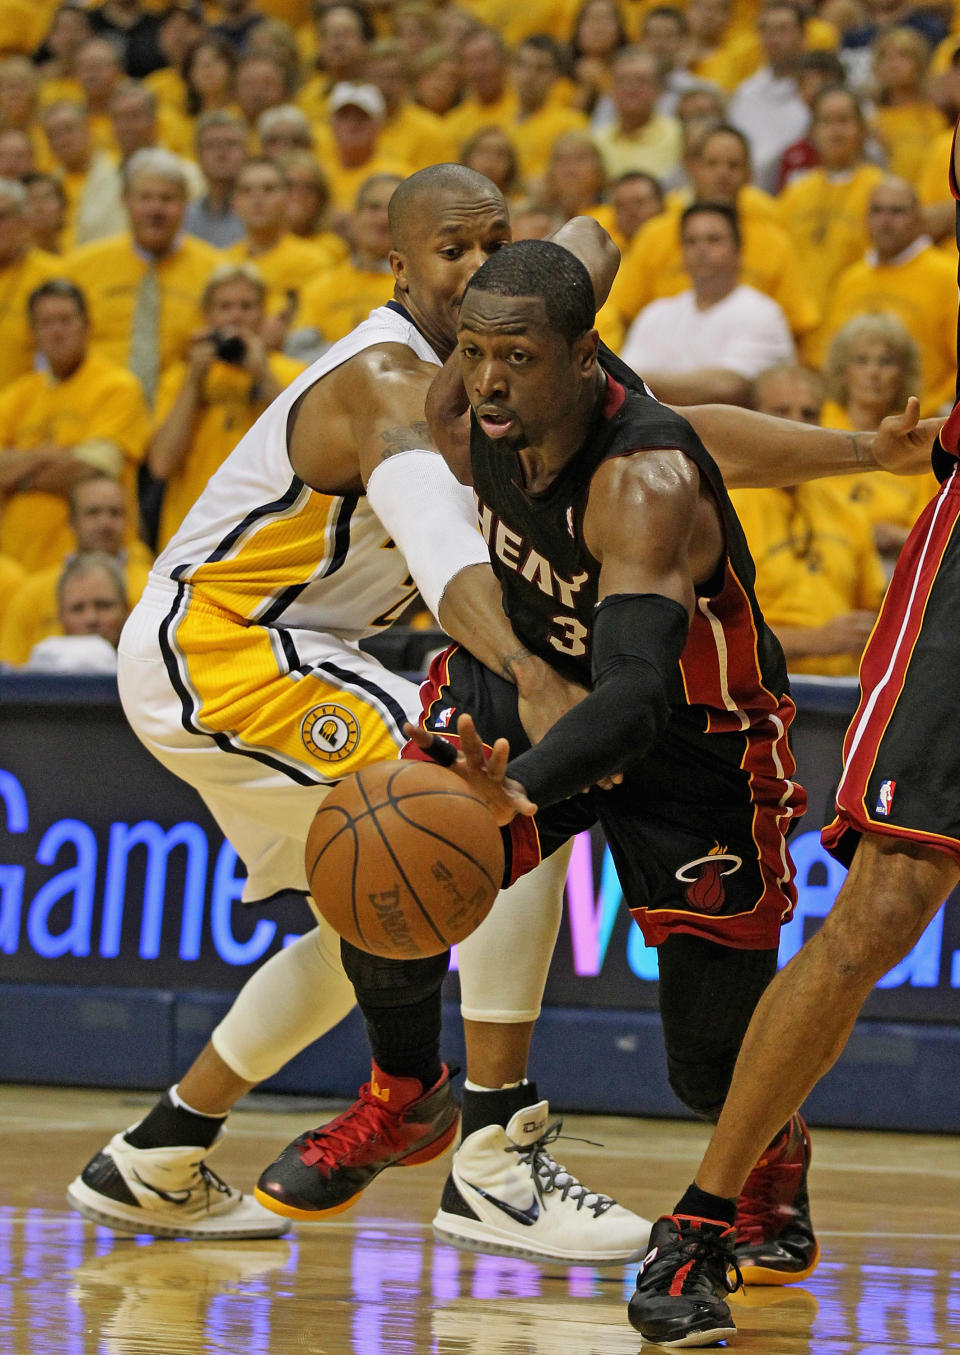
[680,398,938,488]
[506,451,708,806]
[644,368,751,408]
[288,345,587,724]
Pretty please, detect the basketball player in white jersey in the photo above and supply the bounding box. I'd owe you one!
[66,164,654,1265]
[66,162,935,1263]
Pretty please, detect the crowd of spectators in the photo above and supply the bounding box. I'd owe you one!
[0,0,954,676]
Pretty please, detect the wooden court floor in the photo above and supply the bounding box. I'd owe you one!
[1,1085,958,1354]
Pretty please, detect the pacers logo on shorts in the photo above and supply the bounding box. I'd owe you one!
[301,703,360,762]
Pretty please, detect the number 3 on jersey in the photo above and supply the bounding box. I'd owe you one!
[549,613,588,657]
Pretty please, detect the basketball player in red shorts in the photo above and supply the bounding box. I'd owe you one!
[629,121,960,1347]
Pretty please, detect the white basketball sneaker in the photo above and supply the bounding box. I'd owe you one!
[432,1100,651,1265]
[67,1131,289,1239]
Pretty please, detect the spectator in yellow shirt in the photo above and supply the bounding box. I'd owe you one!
[365,39,457,171]
[588,169,665,253]
[607,123,818,345]
[40,100,125,249]
[149,262,303,549]
[281,149,350,263]
[257,103,314,158]
[870,26,947,187]
[108,80,199,180]
[729,362,885,676]
[510,36,588,183]
[291,171,400,357]
[183,37,239,120]
[235,53,292,137]
[298,3,372,125]
[227,156,340,330]
[68,148,223,406]
[0,128,35,179]
[0,177,61,390]
[777,86,885,316]
[0,56,50,173]
[313,81,410,214]
[35,5,93,108]
[23,172,67,255]
[411,43,462,120]
[73,38,126,153]
[813,175,957,413]
[0,278,150,571]
[0,473,153,665]
[444,28,519,147]
[821,311,935,568]
[542,130,607,224]
[21,551,129,671]
[460,125,523,201]
[683,0,759,92]
[568,0,629,116]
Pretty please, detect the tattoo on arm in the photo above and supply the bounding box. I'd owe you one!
[378,422,432,460]
[850,431,874,469]
[501,646,534,684]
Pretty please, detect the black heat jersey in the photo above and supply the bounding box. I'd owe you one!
[471,371,789,735]
[408,356,808,950]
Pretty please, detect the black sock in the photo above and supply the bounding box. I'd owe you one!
[124,1091,225,1151]
[460,1080,540,1140]
[342,942,447,1090]
[673,1181,737,1227]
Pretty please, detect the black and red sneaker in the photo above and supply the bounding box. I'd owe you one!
[254,1063,459,1220]
[627,1214,741,1348]
[734,1113,820,1285]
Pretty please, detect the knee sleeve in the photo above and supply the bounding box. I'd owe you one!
[457,841,571,1023]
[340,940,450,1013]
[211,918,356,1084]
[657,933,778,1122]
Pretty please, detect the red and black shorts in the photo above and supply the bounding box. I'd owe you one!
[823,466,960,868]
[404,644,805,951]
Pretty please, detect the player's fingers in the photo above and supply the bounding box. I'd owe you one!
[485,735,511,781]
[455,713,488,769]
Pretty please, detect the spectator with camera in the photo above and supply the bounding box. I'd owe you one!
[148,262,303,549]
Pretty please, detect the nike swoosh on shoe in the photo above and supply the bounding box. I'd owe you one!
[464,1183,540,1226]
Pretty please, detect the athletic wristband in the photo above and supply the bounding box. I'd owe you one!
[507,593,689,808]
[366,449,489,617]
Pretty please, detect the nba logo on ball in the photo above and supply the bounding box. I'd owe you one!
[301,703,360,762]
[875,779,896,816]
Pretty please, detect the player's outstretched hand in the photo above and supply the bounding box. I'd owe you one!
[403,715,537,826]
[873,396,939,475]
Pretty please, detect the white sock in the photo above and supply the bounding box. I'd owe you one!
[168,1083,224,1120]
[463,1078,529,1093]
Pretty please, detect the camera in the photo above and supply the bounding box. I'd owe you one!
[211,331,247,365]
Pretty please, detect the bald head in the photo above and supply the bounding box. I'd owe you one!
[867,174,922,262]
[388,162,504,249]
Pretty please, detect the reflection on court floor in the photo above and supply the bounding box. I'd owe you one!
[1,1087,958,1353]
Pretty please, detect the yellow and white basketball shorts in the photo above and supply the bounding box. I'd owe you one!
[118,578,422,905]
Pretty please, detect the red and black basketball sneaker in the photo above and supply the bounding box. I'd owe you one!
[627,1213,741,1348]
[734,1113,820,1285]
[254,1062,459,1220]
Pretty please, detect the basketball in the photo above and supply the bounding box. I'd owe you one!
[306,759,505,959]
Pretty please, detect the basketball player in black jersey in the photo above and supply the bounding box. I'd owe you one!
[259,239,815,1339]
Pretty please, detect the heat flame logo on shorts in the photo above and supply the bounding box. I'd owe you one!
[674,842,743,914]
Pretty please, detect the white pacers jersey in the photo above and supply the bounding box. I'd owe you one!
[153,303,441,640]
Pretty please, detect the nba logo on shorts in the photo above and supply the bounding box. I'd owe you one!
[435,707,453,730]
[875,779,896,816]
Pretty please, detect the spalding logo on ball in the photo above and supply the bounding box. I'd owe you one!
[306,760,505,958]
